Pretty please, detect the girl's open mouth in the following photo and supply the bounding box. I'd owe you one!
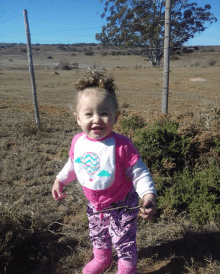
[92,127,104,133]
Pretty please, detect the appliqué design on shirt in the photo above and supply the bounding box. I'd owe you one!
[75,152,112,182]
[73,136,116,190]
[81,152,100,182]
[98,170,111,177]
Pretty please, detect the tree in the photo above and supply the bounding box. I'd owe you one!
[96,0,217,67]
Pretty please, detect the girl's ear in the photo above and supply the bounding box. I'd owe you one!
[114,111,120,124]
[74,112,79,125]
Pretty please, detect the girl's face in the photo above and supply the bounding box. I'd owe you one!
[75,89,119,139]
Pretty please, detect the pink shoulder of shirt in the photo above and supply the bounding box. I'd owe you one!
[112,132,141,168]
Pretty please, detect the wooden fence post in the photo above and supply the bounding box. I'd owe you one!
[162,0,171,114]
[23,9,40,126]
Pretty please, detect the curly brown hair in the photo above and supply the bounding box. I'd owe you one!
[74,70,119,113]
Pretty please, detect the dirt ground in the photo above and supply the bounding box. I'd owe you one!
[0,45,220,274]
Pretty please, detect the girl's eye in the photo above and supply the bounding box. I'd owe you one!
[102,112,109,116]
[85,113,92,116]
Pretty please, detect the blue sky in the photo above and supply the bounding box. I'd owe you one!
[1,0,219,46]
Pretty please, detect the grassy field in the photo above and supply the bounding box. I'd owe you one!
[0,44,220,273]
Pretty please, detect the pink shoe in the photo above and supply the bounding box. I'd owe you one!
[82,247,112,274]
[116,259,137,274]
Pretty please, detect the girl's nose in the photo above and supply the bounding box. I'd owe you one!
[93,114,101,123]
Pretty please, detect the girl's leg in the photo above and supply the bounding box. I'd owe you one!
[83,202,112,274]
[110,188,139,274]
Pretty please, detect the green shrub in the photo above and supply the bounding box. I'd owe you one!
[132,120,194,174]
[213,137,220,153]
[119,116,220,223]
[120,115,145,134]
[157,164,220,224]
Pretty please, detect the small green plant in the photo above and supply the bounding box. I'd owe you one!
[213,137,220,154]
[132,120,194,174]
[119,115,145,135]
[157,164,220,224]
[60,148,69,159]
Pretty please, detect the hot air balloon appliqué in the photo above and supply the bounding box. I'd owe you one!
[81,152,100,181]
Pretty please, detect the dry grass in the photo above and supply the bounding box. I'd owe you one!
[182,56,217,68]
[0,45,220,273]
[1,101,220,274]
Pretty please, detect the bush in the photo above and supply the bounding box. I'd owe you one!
[132,120,194,174]
[55,61,72,70]
[69,48,77,52]
[57,45,66,51]
[85,52,94,56]
[111,51,117,56]
[207,57,216,66]
[120,115,145,134]
[119,115,220,223]
[71,62,78,66]
[157,164,220,224]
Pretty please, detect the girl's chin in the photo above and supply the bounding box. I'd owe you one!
[88,130,111,139]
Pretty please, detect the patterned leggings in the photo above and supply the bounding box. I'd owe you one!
[86,187,139,263]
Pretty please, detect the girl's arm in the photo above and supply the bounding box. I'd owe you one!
[126,158,156,198]
[52,157,77,201]
[126,158,157,219]
[52,178,65,201]
[140,193,156,219]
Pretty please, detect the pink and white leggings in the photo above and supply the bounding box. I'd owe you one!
[86,187,139,264]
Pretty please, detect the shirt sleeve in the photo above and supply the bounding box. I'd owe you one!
[117,134,141,168]
[126,158,157,198]
[56,157,77,185]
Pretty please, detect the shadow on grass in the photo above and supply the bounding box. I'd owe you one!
[138,230,220,274]
[0,230,79,274]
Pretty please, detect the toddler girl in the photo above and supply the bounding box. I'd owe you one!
[52,71,157,274]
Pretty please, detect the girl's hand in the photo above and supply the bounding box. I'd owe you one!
[52,178,66,201]
[139,193,156,219]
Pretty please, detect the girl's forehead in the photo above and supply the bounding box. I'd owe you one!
[79,89,110,104]
[81,88,107,98]
[76,88,118,112]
